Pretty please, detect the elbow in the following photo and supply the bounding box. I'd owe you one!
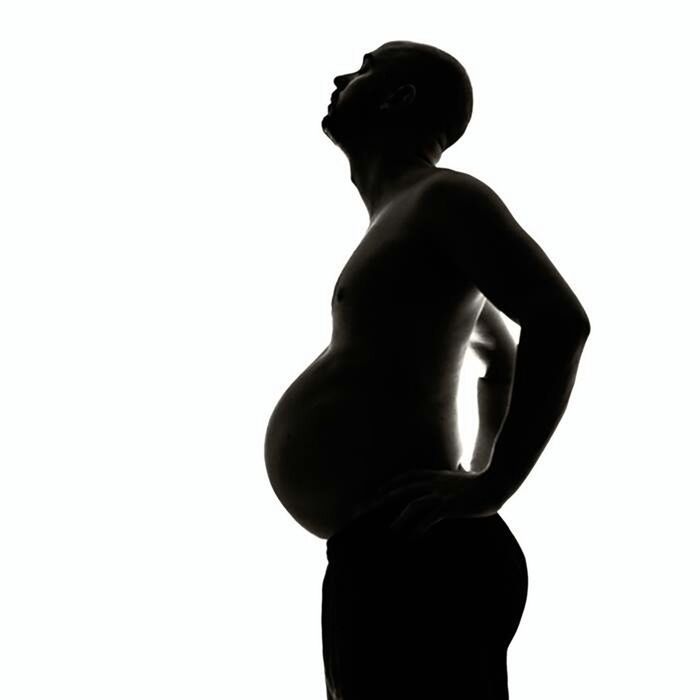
[524,306,591,346]
[572,311,591,342]
[566,296,591,340]
[556,313,591,348]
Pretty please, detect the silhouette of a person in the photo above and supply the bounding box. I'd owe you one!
[265,40,590,698]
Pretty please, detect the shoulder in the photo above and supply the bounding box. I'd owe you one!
[416,168,519,243]
[422,169,590,328]
[429,167,485,189]
[425,167,492,196]
[424,168,507,210]
[417,168,512,228]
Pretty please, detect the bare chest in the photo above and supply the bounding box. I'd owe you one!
[332,213,423,308]
[330,197,480,336]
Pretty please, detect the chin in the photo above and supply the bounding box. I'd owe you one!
[321,115,340,145]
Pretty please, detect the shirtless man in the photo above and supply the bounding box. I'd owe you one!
[265,40,590,698]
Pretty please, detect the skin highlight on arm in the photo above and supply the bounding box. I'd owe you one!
[468,300,516,472]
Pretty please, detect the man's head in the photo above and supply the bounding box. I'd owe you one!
[321,41,473,160]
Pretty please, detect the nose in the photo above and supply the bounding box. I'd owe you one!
[333,74,350,89]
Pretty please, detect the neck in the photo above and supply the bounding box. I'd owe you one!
[346,146,439,222]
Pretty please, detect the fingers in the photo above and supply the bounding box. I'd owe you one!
[386,469,440,487]
[353,481,432,520]
[350,469,451,523]
[389,494,445,538]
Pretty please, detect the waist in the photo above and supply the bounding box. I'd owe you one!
[326,505,515,563]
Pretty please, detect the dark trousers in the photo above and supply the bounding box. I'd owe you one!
[321,507,528,699]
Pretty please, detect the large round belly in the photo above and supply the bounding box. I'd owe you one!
[264,354,462,539]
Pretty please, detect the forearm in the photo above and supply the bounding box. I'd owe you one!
[477,317,589,509]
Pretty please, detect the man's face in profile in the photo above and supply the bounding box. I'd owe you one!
[322,46,397,147]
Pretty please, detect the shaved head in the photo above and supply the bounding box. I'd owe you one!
[376,40,473,152]
[323,40,473,162]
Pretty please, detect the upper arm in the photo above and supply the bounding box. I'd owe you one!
[430,173,590,334]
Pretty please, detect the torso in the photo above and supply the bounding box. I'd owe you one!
[264,169,486,539]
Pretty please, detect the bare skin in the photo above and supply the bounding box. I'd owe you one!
[264,41,590,541]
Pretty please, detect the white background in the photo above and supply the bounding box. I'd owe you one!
[1,1,698,698]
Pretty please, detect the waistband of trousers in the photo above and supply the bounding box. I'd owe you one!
[325,500,401,563]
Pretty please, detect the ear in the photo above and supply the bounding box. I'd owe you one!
[379,83,416,111]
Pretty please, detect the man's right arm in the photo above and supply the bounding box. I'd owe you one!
[431,172,591,513]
